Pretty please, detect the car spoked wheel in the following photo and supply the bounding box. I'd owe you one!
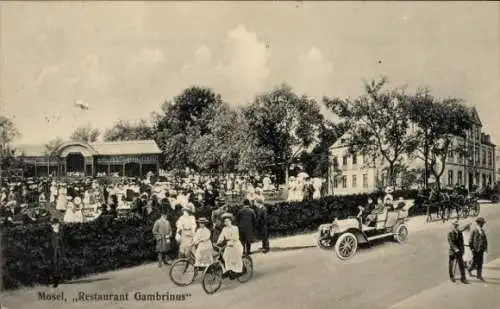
[394,224,408,243]
[335,232,358,260]
[317,236,334,250]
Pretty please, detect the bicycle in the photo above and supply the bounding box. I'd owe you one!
[201,245,253,294]
[169,249,203,287]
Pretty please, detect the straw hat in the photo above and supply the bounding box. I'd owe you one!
[221,212,234,221]
[385,186,394,194]
[74,197,82,205]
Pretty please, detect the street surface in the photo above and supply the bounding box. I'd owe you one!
[3,203,500,309]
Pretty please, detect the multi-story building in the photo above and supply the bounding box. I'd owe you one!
[496,149,500,183]
[327,107,496,195]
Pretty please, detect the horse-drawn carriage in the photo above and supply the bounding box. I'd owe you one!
[316,202,413,260]
[416,188,480,223]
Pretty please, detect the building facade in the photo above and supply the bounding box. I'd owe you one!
[327,107,496,195]
[14,140,162,178]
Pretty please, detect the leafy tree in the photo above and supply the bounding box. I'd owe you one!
[44,137,65,156]
[299,120,347,178]
[189,104,271,172]
[0,115,20,182]
[244,84,324,183]
[324,77,416,186]
[154,86,224,170]
[103,119,154,142]
[70,125,100,143]
[407,90,474,189]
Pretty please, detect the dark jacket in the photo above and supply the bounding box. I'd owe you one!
[448,229,464,256]
[237,205,257,236]
[255,205,268,233]
[470,228,488,253]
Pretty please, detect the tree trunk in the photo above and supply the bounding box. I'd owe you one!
[284,163,289,185]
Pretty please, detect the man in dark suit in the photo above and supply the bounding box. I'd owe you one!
[448,220,468,283]
[468,216,488,281]
[255,198,270,253]
[237,199,257,255]
[49,218,64,287]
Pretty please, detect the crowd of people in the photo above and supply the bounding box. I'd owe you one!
[0,171,275,287]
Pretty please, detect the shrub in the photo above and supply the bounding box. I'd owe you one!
[1,189,419,290]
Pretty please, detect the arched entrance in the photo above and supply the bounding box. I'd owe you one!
[66,153,85,173]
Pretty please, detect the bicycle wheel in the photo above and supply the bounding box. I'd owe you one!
[202,263,223,294]
[237,256,253,283]
[169,258,196,287]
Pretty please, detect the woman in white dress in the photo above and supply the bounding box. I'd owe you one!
[287,177,297,202]
[64,198,84,223]
[193,217,213,268]
[175,203,197,258]
[56,187,68,214]
[216,213,243,279]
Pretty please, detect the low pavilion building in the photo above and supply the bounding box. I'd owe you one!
[14,140,162,178]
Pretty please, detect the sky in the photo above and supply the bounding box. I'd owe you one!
[1,1,499,145]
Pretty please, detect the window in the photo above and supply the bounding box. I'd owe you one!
[360,155,364,165]
[352,175,357,188]
[475,172,480,185]
[458,171,463,185]
[488,150,492,166]
[333,157,338,168]
[352,155,357,165]
[448,170,454,186]
[482,174,487,188]
[476,149,480,163]
[342,176,347,188]
[482,149,486,165]
[342,156,348,166]
[363,173,368,188]
[334,177,338,188]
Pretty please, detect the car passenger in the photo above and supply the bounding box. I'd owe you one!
[365,197,385,226]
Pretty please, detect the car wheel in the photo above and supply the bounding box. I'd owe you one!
[335,232,358,260]
[394,224,408,243]
[490,194,499,204]
[317,236,335,250]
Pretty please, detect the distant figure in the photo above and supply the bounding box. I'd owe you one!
[48,218,64,287]
[448,220,468,284]
[237,199,257,255]
[152,212,172,267]
[468,217,488,281]
[255,198,270,253]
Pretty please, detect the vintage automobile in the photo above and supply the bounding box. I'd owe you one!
[316,202,413,260]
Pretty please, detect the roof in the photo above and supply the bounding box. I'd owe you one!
[13,144,47,157]
[13,140,161,157]
[89,140,161,155]
[329,133,351,150]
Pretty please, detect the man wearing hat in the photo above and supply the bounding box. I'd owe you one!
[237,199,257,255]
[468,217,488,281]
[448,220,468,283]
[48,218,64,287]
[255,197,270,253]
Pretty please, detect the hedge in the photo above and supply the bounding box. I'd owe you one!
[1,190,422,290]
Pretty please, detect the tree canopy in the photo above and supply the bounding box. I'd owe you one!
[325,77,416,186]
[103,119,154,142]
[70,125,100,143]
[244,84,324,181]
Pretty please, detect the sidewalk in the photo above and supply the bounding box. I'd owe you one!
[390,257,500,309]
